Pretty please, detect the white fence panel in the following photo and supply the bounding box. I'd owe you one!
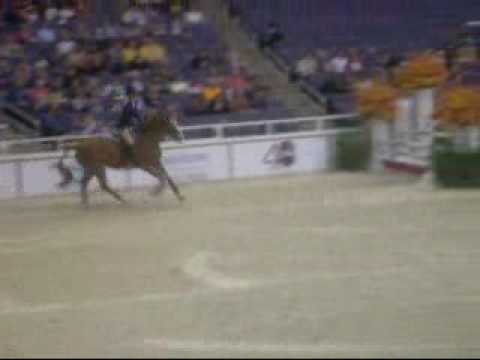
[163,144,229,184]
[105,169,130,190]
[129,144,230,187]
[0,163,16,199]
[21,159,130,196]
[129,168,159,189]
[23,159,61,196]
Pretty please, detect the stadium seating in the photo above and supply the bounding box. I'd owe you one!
[0,3,290,139]
[229,0,480,113]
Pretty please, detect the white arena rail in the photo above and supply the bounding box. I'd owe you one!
[0,113,358,154]
[0,127,361,200]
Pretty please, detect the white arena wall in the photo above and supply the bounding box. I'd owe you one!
[0,115,360,199]
[0,129,360,199]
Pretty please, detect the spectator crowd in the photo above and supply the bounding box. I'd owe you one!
[0,1,275,138]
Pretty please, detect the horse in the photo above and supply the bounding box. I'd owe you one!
[55,109,185,207]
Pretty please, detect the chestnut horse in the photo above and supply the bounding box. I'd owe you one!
[56,110,185,207]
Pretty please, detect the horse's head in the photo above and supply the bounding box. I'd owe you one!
[142,109,184,143]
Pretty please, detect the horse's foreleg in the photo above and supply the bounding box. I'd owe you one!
[160,163,184,202]
[151,168,167,196]
[144,164,184,202]
[143,165,166,196]
[96,167,127,204]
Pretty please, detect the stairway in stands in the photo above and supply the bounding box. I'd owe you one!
[195,0,325,117]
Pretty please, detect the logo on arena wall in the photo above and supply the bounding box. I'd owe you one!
[262,140,296,168]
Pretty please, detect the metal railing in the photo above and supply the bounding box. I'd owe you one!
[0,113,359,155]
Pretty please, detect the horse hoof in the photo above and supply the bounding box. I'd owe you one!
[57,182,69,190]
[151,186,166,197]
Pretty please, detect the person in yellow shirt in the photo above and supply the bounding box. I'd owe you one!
[138,37,167,65]
[122,40,139,69]
[170,0,184,16]
[202,84,222,102]
[202,79,225,113]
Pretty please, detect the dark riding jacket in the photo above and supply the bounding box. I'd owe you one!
[116,99,143,131]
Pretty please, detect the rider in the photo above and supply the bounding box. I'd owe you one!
[116,84,144,162]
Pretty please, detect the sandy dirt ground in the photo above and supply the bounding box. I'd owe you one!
[1,172,480,358]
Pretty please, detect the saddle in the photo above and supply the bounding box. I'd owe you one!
[109,128,136,165]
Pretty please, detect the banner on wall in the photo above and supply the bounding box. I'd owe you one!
[232,137,328,178]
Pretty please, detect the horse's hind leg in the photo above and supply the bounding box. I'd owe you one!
[80,167,95,208]
[55,158,74,189]
[96,167,127,204]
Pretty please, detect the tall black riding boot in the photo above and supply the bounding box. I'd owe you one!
[122,143,136,165]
